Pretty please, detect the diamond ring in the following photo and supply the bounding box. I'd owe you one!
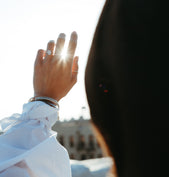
[46,50,52,55]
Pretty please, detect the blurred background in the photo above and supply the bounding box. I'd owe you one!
[0,0,105,120]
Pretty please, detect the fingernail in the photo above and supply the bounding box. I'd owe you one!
[38,49,45,53]
[70,31,78,43]
[48,40,55,43]
[58,33,66,39]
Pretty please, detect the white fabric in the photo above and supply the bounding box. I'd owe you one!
[70,157,112,177]
[70,161,93,177]
[0,101,71,177]
[81,158,112,177]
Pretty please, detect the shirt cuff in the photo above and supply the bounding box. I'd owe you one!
[21,101,59,129]
[0,101,59,133]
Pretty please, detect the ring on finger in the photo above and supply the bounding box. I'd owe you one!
[73,70,78,73]
[46,50,52,55]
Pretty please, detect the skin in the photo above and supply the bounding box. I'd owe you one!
[33,31,78,101]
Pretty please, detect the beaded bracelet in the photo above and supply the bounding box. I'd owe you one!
[29,96,59,109]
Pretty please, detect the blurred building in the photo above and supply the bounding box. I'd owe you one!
[52,117,103,160]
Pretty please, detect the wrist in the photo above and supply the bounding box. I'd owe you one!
[29,96,59,109]
[34,92,61,102]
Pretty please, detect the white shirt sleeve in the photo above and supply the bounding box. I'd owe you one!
[0,101,71,177]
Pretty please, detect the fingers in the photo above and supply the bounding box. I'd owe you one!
[71,56,79,83]
[35,49,45,65]
[54,33,66,59]
[66,31,78,64]
[37,32,77,67]
[44,40,55,60]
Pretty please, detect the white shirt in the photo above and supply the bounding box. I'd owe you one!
[0,101,71,177]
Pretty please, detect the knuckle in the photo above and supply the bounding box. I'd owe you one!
[51,58,58,65]
[47,43,55,49]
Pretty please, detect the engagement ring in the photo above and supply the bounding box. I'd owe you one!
[46,50,52,55]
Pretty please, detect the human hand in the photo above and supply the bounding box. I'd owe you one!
[33,32,78,101]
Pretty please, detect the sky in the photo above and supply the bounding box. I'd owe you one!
[0,0,105,120]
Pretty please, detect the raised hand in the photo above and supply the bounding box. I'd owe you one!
[33,31,78,101]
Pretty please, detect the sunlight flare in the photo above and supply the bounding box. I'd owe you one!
[61,46,67,60]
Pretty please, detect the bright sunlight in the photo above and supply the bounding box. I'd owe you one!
[0,0,105,120]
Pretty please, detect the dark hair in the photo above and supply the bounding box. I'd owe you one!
[85,0,169,177]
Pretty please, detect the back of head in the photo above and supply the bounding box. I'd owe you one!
[85,0,169,177]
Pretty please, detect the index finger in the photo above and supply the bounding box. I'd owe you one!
[66,31,78,64]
